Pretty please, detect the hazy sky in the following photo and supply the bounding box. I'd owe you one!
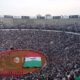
[0,0,80,16]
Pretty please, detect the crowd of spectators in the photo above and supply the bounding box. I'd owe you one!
[0,29,80,80]
[0,21,80,32]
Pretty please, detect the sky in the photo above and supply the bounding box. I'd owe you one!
[0,0,80,16]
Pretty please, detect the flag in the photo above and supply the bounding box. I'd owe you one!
[23,57,42,68]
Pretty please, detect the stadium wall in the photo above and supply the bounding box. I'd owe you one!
[0,18,80,28]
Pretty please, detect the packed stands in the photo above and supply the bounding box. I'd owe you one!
[0,29,80,80]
